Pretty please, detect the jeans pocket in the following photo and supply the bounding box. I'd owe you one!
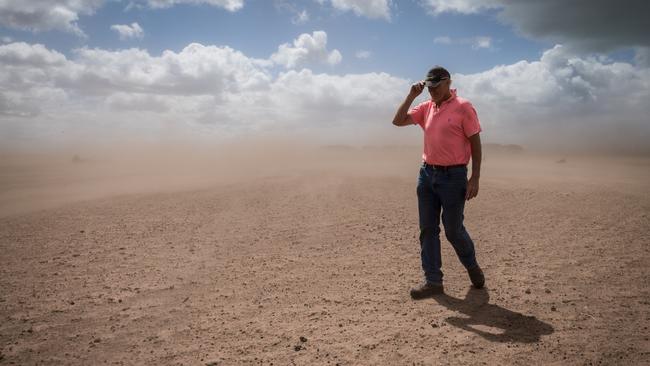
[448,169,467,183]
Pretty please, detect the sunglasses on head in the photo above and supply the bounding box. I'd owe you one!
[425,77,449,88]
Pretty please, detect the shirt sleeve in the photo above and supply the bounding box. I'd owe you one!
[407,101,428,128]
[461,101,482,137]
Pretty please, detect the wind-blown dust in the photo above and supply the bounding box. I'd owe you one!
[1,140,648,365]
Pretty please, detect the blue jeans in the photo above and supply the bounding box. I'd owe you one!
[417,163,478,284]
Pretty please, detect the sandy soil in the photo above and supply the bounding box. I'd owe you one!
[1,143,649,365]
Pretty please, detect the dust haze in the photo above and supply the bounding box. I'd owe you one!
[2,134,649,218]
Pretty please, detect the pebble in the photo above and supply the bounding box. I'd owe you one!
[300,336,308,343]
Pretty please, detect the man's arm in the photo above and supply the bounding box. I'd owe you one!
[392,81,424,126]
[466,133,481,201]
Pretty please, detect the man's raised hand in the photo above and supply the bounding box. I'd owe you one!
[409,81,425,99]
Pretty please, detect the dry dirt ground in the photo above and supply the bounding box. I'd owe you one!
[1,145,649,365]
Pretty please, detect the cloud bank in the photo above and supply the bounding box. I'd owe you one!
[455,45,650,151]
[0,33,407,146]
[2,37,649,152]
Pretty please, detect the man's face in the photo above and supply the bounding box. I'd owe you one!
[427,79,451,103]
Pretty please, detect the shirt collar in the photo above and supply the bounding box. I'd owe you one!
[448,88,457,101]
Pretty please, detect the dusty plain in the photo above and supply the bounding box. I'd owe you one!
[1,142,649,365]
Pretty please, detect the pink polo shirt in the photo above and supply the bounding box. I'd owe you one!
[408,89,481,166]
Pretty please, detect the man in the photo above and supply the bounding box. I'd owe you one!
[392,66,485,299]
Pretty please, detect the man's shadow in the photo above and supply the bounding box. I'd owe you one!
[432,287,554,343]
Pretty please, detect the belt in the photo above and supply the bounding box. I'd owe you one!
[423,163,467,171]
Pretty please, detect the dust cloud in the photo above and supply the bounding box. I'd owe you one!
[0,138,410,217]
[1,136,649,218]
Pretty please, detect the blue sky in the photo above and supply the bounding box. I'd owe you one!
[1,0,649,151]
[1,0,552,77]
[2,1,555,77]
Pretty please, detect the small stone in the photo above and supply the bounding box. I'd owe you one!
[545,289,551,294]
[93,338,101,343]
[300,336,308,343]
[431,323,439,328]
[551,306,557,311]
[79,230,85,233]
[294,345,302,351]
[525,289,531,294]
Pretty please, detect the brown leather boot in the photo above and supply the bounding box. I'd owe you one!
[467,265,485,289]
[410,282,444,299]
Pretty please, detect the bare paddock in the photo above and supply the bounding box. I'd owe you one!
[1,143,649,365]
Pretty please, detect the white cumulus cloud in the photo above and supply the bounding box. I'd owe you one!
[274,1,309,24]
[0,39,406,145]
[472,36,492,49]
[454,45,650,150]
[319,0,392,20]
[139,0,244,11]
[111,22,144,40]
[0,0,245,37]
[0,0,105,35]
[0,42,67,67]
[270,31,342,69]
